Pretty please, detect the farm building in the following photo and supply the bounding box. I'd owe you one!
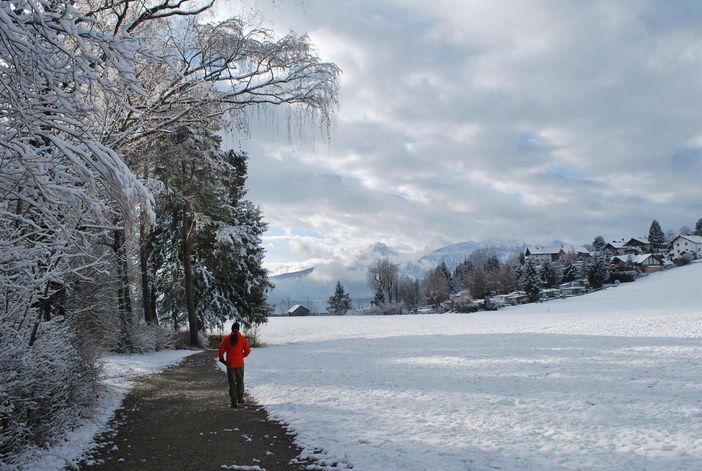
[288,305,310,316]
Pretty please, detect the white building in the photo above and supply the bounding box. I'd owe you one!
[671,235,702,259]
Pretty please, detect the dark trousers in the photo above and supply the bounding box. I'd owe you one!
[227,367,245,405]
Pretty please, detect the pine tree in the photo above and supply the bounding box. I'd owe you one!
[151,134,273,337]
[648,219,666,253]
[373,284,386,306]
[327,282,352,315]
[523,259,540,301]
[437,262,453,293]
[695,218,702,236]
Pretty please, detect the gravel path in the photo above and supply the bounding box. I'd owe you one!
[77,350,317,471]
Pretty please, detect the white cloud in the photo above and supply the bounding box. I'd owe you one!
[221,0,702,271]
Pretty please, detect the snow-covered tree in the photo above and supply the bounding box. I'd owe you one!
[561,258,578,283]
[327,282,352,315]
[483,254,501,272]
[587,252,611,289]
[107,7,339,337]
[151,130,273,339]
[540,261,561,289]
[0,1,152,462]
[523,259,541,301]
[648,219,666,253]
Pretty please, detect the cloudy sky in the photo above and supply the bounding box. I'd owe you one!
[219,0,702,275]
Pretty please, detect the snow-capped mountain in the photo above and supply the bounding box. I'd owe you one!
[347,242,401,271]
[418,239,529,272]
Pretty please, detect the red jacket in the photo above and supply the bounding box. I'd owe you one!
[218,332,251,368]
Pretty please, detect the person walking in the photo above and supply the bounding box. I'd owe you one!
[218,322,251,408]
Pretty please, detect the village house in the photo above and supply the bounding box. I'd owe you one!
[603,240,627,256]
[624,237,650,253]
[565,245,592,260]
[524,246,565,264]
[670,234,702,259]
[611,253,664,273]
[288,304,310,316]
[603,239,643,256]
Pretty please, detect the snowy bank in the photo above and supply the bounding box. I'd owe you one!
[11,349,196,471]
[248,261,702,470]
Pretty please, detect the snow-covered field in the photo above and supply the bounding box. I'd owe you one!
[16,349,195,471]
[248,262,702,471]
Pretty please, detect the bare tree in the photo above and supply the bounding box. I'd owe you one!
[398,276,421,312]
[424,266,451,308]
[367,259,399,304]
[464,268,488,300]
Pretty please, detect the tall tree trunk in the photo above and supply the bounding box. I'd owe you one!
[113,228,133,317]
[139,161,157,325]
[139,216,157,324]
[182,205,198,347]
[113,228,134,351]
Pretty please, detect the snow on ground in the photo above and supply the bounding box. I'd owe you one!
[248,262,702,471]
[14,349,195,471]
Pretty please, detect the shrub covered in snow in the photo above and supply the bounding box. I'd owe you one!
[673,252,695,266]
[0,316,100,467]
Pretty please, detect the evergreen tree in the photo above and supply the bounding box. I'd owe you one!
[561,258,577,283]
[452,260,474,292]
[648,219,666,253]
[587,252,611,289]
[373,284,386,306]
[437,261,453,293]
[151,134,273,335]
[483,255,501,272]
[327,282,352,315]
[540,261,560,289]
[592,235,606,252]
[695,218,702,236]
[523,259,540,301]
